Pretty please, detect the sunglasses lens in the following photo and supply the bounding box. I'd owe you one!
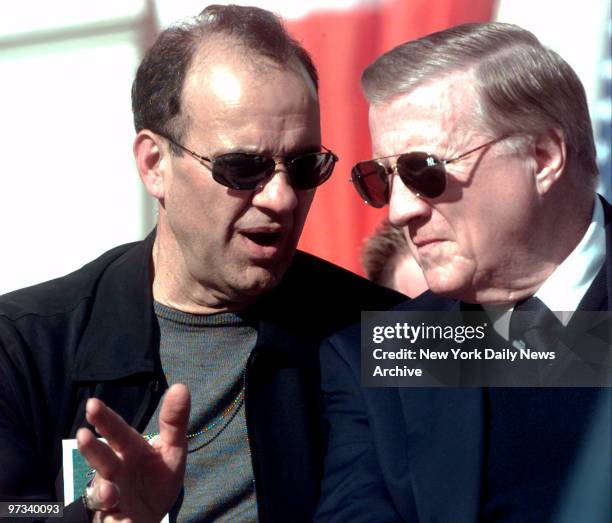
[213,152,336,190]
[396,152,446,198]
[213,154,275,190]
[351,161,388,208]
[289,152,336,190]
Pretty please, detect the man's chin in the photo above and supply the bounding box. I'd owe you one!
[232,262,289,298]
[422,269,472,301]
[225,245,298,303]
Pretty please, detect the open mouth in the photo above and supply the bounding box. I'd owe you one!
[242,231,282,247]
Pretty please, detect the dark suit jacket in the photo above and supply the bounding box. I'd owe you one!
[316,198,612,522]
[0,231,404,523]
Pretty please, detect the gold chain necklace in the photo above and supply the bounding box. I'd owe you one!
[143,381,246,442]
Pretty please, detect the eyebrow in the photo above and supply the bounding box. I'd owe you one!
[213,144,323,157]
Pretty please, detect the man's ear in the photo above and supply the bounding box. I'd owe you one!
[533,127,566,195]
[133,130,168,201]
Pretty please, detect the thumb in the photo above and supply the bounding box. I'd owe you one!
[158,383,191,448]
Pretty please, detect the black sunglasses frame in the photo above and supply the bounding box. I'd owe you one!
[159,134,338,191]
[351,137,505,207]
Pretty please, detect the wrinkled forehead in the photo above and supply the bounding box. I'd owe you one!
[179,53,319,147]
[368,73,482,153]
[177,41,321,152]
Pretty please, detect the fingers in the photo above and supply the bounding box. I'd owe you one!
[84,478,121,512]
[78,389,187,523]
[92,511,132,523]
[158,384,191,447]
[76,427,122,478]
[95,480,120,509]
[85,398,146,455]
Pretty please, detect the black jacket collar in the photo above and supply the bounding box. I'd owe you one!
[73,231,158,381]
[72,231,341,381]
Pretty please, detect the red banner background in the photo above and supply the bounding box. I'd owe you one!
[288,0,495,275]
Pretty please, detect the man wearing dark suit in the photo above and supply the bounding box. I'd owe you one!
[316,23,611,522]
[0,6,404,523]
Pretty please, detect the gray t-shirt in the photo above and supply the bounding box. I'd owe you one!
[144,302,258,522]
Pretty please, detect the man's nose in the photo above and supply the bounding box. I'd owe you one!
[388,173,432,228]
[251,163,299,214]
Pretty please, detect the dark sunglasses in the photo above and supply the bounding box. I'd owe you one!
[350,137,504,207]
[161,134,338,191]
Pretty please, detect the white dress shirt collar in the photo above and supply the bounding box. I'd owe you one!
[485,196,605,337]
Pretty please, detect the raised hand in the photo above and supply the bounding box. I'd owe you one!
[76,384,191,523]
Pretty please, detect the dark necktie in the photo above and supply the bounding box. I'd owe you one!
[509,297,564,385]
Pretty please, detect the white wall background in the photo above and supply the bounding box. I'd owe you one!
[0,0,610,294]
[495,0,611,182]
[0,1,151,294]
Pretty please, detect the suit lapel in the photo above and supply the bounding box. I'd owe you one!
[399,388,484,523]
[556,197,612,384]
[245,318,321,523]
[394,299,485,522]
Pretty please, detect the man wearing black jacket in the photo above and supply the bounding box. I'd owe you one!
[0,5,403,523]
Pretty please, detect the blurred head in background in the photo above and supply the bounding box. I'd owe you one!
[362,220,428,297]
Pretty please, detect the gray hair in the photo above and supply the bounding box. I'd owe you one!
[362,22,598,182]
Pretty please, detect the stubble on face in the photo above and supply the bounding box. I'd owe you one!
[151,43,321,313]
